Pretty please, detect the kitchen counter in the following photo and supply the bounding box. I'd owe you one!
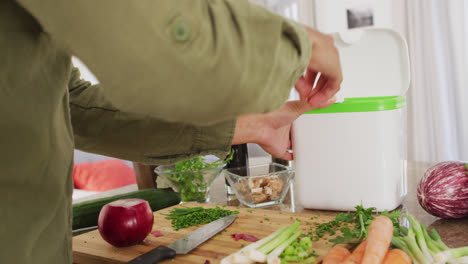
[209,161,468,248]
[72,160,467,263]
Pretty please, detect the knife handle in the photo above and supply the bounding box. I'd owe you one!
[126,246,176,264]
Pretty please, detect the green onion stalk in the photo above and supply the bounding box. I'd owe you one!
[246,221,301,263]
[391,214,468,264]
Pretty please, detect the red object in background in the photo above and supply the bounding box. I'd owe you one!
[150,230,164,237]
[73,159,136,191]
[231,233,259,242]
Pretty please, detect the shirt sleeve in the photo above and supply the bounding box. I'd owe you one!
[18,0,312,126]
[68,67,236,165]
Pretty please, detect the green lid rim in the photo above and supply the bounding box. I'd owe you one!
[305,96,406,114]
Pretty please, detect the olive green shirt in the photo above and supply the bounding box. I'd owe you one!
[0,0,311,263]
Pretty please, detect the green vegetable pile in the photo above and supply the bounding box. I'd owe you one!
[163,150,234,201]
[309,205,403,245]
[306,205,468,264]
[222,221,317,263]
[280,236,317,264]
[163,206,239,230]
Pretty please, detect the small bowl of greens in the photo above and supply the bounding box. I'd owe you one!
[154,155,231,203]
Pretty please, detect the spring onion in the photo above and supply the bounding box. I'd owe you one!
[222,221,314,264]
[247,221,300,262]
[221,227,287,264]
[392,214,468,264]
[266,230,302,264]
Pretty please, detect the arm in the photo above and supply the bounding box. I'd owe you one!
[69,65,335,164]
[19,0,312,125]
[68,67,235,165]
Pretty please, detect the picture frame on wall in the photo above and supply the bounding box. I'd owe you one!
[347,4,374,29]
[314,0,391,33]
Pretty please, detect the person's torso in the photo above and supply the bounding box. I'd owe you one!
[0,1,74,263]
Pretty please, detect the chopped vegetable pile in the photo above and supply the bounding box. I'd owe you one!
[222,221,316,264]
[309,205,403,245]
[318,206,468,264]
[163,150,234,201]
[162,206,238,230]
[280,236,316,263]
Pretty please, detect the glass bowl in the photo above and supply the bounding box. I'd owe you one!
[224,163,294,208]
[154,162,226,203]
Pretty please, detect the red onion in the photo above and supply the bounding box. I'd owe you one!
[417,161,468,219]
[98,199,154,247]
[150,230,164,237]
[231,233,259,242]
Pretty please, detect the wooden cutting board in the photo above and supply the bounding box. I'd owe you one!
[73,203,344,264]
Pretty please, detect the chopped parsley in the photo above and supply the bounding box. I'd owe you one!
[309,205,403,245]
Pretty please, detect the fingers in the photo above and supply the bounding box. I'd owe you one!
[302,26,343,108]
[306,69,319,87]
[277,151,293,161]
[295,76,311,101]
[314,74,328,92]
[307,78,340,107]
[295,69,319,101]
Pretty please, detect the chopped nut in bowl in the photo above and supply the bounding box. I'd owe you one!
[224,163,294,208]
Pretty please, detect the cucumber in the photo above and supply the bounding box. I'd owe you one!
[72,189,180,230]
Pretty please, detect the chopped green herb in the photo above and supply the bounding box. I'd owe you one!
[162,206,239,230]
[247,209,253,213]
[309,205,402,245]
[264,218,270,221]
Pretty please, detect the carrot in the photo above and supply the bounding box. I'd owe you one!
[361,216,394,264]
[322,246,351,264]
[341,240,368,264]
[382,249,412,264]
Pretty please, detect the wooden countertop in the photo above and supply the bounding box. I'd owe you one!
[73,160,468,263]
[208,160,468,248]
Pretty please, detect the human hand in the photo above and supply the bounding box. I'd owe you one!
[295,26,343,108]
[232,100,321,160]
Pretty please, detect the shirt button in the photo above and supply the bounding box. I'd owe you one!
[172,23,190,42]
